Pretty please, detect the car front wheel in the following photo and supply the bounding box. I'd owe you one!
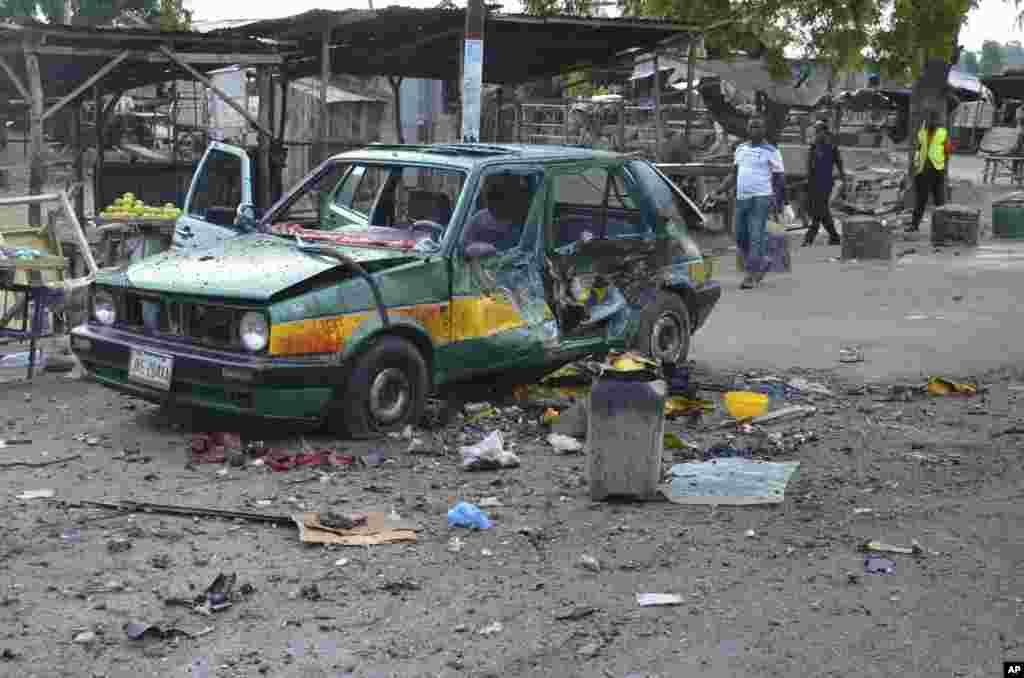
[633,291,692,364]
[333,335,429,439]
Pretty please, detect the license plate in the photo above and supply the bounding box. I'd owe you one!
[128,350,173,391]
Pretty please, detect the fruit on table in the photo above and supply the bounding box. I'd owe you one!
[99,192,182,221]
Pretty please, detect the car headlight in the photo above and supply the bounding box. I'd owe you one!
[93,290,116,326]
[239,312,269,352]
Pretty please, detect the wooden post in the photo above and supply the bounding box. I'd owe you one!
[684,36,696,157]
[617,99,625,152]
[94,85,105,216]
[495,87,502,142]
[72,103,84,220]
[389,75,404,144]
[24,41,45,227]
[318,24,331,165]
[257,67,272,209]
[462,0,485,143]
[653,52,663,162]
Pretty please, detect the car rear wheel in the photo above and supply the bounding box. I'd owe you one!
[332,335,429,439]
[633,291,692,364]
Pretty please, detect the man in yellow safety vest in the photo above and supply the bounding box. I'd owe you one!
[906,110,953,233]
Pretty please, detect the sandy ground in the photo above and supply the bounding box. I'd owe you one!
[1,148,1023,678]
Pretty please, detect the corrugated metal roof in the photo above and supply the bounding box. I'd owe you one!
[290,77,385,104]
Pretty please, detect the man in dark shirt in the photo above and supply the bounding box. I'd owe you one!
[803,120,845,246]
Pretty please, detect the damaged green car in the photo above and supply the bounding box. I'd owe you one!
[71,143,721,436]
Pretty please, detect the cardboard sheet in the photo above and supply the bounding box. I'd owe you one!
[662,458,801,506]
[293,511,418,546]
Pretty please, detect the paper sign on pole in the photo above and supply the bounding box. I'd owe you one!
[461,38,483,143]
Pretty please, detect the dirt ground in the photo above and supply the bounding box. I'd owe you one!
[1,360,1022,678]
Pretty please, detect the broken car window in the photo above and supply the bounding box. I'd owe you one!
[551,166,645,249]
[462,171,542,254]
[189,148,243,219]
[266,161,349,228]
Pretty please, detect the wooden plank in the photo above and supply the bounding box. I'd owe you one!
[41,50,130,122]
[0,53,29,101]
[24,41,45,227]
[0,193,62,206]
[159,45,273,138]
[318,23,331,165]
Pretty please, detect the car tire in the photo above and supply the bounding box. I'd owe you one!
[632,290,692,364]
[333,335,429,439]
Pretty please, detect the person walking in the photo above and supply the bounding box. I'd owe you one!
[803,120,845,246]
[907,110,952,233]
[714,116,786,289]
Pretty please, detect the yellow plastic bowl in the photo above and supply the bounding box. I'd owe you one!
[723,391,769,419]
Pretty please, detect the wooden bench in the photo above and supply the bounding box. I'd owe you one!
[981,154,1024,184]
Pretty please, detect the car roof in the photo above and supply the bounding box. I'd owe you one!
[329,143,625,170]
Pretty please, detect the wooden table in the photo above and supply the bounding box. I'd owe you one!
[95,218,175,268]
[981,154,1024,184]
[0,255,69,380]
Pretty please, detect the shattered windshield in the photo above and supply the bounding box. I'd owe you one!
[266,159,466,248]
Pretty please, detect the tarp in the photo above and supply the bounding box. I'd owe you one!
[697,58,832,107]
[663,458,800,505]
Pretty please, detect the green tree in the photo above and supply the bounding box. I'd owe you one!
[979,39,1006,76]
[959,49,979,74]
[0,0,189,29]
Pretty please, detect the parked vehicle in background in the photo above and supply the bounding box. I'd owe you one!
[72,143,721,437]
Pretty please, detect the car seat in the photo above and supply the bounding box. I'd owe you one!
[407,190,453,226]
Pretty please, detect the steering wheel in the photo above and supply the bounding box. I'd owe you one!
[411,219,445,239]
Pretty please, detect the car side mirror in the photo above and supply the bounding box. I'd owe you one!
[235,203,259,228]
[464,241,498,260]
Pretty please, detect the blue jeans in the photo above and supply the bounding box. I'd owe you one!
[735,196,772,274]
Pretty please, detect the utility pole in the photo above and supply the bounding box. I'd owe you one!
[461,0,484,143]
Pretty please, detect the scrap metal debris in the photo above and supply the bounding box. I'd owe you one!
[636,593,685,607]
[0,454,80,469]
[459,431,520,470]
[860,539,924,556]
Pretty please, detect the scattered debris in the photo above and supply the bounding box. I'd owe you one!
[839,346,865,363]
[636,593,684,607]
[459,431,520,470]
[477,496,503,508]
[542,408,561,426]
[447,536,465,553]
[0,439,31,448]
[864,557,895,575]
[547,433,584,454]
[664,458,801,506]
[744,529,757,538]
[861,540,924,556]
[577,555,601,573]
[106,538,132,554]
[447,502,492,530]
[63,499,290,525]
[927,377,977,397]
[663,432,688,451]
[478,621,503,637]
[0,454,76,470]
[665,396,714,418]
[293,511,418,546]
[379,580,421,595]
[555,606,598,621]
[319,512,368,530]
[194,573,238,615]
[149,554,172,569]
[60,528,81,545]
[124,622,204,641]
[16,489,54,500]
[577,642,602,658]
[787,378,833,396]
[750,405,818,426]
[72,631,96,644]
[258,448,355,472]
[723,391,769,419]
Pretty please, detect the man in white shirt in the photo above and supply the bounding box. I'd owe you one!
[714,117,786,289]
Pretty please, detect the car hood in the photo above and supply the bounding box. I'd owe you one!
[105,233,415,301]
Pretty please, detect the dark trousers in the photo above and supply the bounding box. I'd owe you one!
[804,190,839,243]
[912,163,946,228]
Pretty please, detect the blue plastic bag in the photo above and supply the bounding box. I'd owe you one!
[447,502,491,530]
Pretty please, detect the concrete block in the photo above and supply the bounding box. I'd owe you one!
[841,216,892,261]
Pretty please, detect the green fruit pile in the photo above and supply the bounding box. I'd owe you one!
[100,192,182,221]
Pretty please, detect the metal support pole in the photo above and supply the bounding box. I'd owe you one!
[318,24,331,165]
[495,87,502,142]
[72,103,84,220]
[461,0,484,143]
[653,51,663,162]
[257,67,272,209]
[94,84,105,216]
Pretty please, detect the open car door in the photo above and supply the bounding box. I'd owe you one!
[172,142,252,252]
